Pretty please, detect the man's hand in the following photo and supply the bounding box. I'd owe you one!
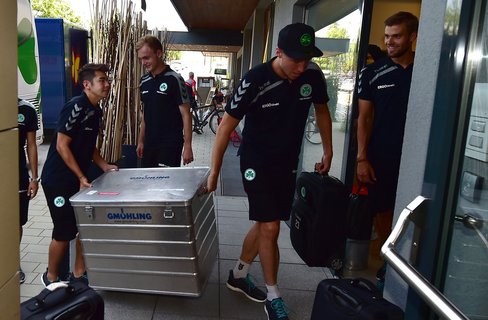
[136,143,144,158]
[356,159,376,184]
[102,163,119,173]
[314,153,332,175]
[182,146,194,165]
[205,171,219,193]
[79,176,92,189]
[27,181,39,199]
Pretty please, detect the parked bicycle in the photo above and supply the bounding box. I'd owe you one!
[191,100,225,134]
[304,112,321,144]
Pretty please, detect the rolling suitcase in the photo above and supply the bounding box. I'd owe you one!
[311,278,404,320]
[21,281,104,320]
[290,172,348,268]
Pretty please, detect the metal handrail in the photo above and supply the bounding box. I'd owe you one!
[381,196,470,320]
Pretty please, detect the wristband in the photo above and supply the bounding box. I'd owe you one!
[29,177,40,183]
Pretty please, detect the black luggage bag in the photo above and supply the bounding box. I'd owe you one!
[290,172,348,268]
[311,278,404,320]
[21,281,104,320]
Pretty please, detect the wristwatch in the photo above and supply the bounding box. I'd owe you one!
[30,177,41,183]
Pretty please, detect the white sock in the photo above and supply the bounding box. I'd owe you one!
[266,284,280,301]
[233,259,250,279]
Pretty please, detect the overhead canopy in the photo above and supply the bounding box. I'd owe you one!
[169,0,260,31]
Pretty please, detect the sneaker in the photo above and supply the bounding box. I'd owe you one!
[265,298,290,320]
[226,270,266,303]
[41,270,59,287]
[69,272,89,286]
[19,269,25,284]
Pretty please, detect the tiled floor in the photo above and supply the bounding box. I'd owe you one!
[19,126,378,319]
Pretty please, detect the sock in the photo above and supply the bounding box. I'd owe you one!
[233,259,250,279]
[266,284,280,301]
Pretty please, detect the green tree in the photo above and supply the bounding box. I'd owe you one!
[166,50,182,62]
[31,0,81,25]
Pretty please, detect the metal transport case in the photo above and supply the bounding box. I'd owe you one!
[70,167,217,297]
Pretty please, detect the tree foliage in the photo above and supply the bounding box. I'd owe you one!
[31,0,81,25]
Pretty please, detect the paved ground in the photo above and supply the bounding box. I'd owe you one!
[19,122,377,319]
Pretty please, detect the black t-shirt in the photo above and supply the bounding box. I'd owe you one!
[357,57,413,158]
[18,99,39,182]
[140,67,190,149]
[41,92,102,187]
[225,58,329,169]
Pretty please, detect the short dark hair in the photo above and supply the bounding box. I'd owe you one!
[135,35,163,53]
[385,11,419,35]
[78,63,110,86]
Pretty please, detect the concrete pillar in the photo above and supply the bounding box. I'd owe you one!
[0,0,21,318]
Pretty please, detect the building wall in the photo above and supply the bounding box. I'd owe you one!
[270,0,295,53]
[383,0,448,309]
[0,0,21,318]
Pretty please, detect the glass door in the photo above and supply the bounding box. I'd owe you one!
[442,2,488,318]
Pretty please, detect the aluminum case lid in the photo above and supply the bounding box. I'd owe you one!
[70,167,210,207]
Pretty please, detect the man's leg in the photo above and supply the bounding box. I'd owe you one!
[239,222,259,264]
[46,239,69,281]
[73,235,86,278]
[226,222,267,302]
[257,221,281,287]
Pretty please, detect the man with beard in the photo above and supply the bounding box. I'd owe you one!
[356,11,418,287]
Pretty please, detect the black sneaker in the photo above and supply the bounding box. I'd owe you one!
[19,269,25,284]
[265,298,290,320]
[41,270,59,287]
[226,270,266,302]
[69,272,89,286]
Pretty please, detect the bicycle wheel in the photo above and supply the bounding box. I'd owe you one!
[305,119,321,144]
[209,110,225,134]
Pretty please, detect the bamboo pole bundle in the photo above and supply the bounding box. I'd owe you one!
[89,0,146,163]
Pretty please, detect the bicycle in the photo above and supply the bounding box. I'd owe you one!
[191,100,225,134]
[304,112,321,144]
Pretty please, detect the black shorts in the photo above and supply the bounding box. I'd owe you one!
[19,179,29,226]
[368,154,401,213]
[42,184,80,241]
[142,145,183,168]
[240,164,297,222]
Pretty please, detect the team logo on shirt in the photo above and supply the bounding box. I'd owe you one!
[300,186,306,198]
[159,83,168,92]
[300,84,312,97]
[244,168,256,181]
[54,196,65,208]
[18,114,25,123]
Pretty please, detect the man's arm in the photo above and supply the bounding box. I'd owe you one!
[206,113,239,192]
[56,132,91,189]
[25,131,38,198]
[136,115,146,158]
[314,103,333,174]
[356,98,376,184]
[179,102,194,165]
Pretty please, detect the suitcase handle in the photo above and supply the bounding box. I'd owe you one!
[34,284,75,308]
[328,285,361,310]
[350,278,380,298]
[381,196,469,320]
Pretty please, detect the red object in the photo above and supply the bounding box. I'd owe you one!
[352,184,368,195]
